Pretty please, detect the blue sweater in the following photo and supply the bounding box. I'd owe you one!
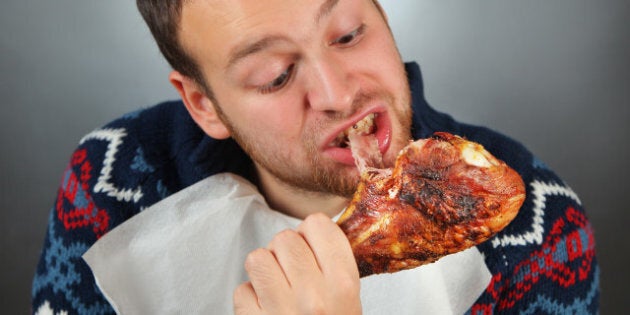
[32,63,599,314]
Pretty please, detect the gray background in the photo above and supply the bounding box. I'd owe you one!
[1,0,628,313]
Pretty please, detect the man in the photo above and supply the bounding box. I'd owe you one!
[32,0,599,314]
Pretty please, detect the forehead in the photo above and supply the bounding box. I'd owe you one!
[179,0,352,69]
[182,0,339,30]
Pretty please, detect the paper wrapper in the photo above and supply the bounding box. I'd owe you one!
[83,173,491,314]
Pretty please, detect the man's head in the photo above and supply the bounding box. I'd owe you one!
[137,0,413,200]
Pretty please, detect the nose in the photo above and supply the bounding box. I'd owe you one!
[305,56,358,113]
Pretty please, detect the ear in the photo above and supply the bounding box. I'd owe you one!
[169,71,231,139]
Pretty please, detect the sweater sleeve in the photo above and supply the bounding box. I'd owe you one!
[405,81,602,314]
[31,104,182,315]
[30,101,252,314]
[31,146,119,315]
[467,155,600,314]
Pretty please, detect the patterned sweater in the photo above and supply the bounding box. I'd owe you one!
[31,63,599,314]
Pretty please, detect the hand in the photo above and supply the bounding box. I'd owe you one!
[233,213,362,315]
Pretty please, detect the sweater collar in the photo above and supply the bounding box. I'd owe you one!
[405,62,458,139]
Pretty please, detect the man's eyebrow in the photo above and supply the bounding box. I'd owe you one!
[226,0,340,69]
[315,0,340,25]
[227,36,284,69]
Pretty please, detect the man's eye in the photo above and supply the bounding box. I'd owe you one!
[259,64,294,94]
[332,24,365,46]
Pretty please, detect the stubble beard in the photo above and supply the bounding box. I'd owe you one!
[219,88,413,199]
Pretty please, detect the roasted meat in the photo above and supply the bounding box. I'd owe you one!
[337,132,525,277]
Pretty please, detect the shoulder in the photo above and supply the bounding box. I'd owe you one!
[406,85,599,311]
[79,102,190,206]
[66,100,253,231]
[32,100,253,313]
[32,102,191,314]
[49,101,194,239]
[452,122,598,312]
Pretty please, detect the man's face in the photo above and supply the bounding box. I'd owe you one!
[180,0,412,197]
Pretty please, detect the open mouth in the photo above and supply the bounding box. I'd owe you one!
[328,113,377,148]
[323,110,391,167]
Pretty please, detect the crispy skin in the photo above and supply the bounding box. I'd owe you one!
[337,132,525,277]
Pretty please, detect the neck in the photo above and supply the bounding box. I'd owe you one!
[254,166,350,220]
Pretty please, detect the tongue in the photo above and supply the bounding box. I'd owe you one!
[348,132,383,173]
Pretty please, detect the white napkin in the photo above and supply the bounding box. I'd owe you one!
[83,173,491,314]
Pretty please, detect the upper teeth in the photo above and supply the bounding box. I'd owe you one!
[350,113,377,135]
[331,113,377,147]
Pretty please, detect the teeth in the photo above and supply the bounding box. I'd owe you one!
[349,113,377,136]
[329,113,377,148]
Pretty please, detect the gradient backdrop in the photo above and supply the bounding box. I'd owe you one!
[1,0,628,313]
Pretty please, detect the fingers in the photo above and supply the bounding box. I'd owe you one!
[243,248,291,311]
[266,229,321,288]
[234,213,362,314]
[297,213,360,279]
[233,282,261,315]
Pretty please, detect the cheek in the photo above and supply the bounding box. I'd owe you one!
[372,45,404,82]
[211,74,308,148]
[236,96,307,148]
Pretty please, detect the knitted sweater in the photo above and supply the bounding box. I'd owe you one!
[31,63,599,314]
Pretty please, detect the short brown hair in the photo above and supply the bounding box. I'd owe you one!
[136,0,212,95]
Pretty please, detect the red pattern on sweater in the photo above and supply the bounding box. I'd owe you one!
[472,207,596,312]
[55,149,110,238]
